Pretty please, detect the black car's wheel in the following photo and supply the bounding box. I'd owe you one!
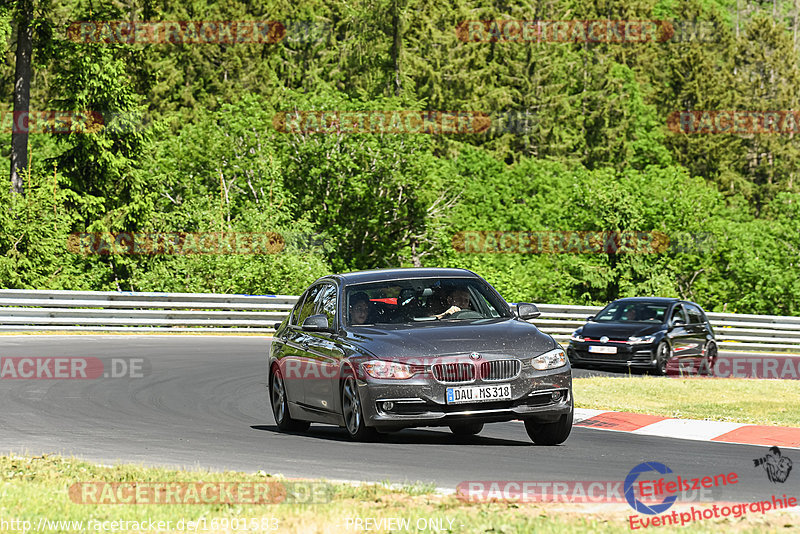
[448,422,484,436]
[702,341,718,376]
[566,349,577,366]
[654,341,671,376]
[341,375,377,441]
[270,366,310,432]
[524,407,573,445]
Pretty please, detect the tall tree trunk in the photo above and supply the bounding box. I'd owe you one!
[10,0,34,195]
[390,0,402,96]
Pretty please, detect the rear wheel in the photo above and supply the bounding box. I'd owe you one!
[270,366,310,432]
[654,342,671,376]
[448,422,484,436]
[524,406,573,445]
[702,341,718,376]
[341,375,377,441]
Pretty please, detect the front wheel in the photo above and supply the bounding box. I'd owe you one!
[654,341,671,376]
[341,376,377,441]
[270,366,310,432]
[524,408,573,445]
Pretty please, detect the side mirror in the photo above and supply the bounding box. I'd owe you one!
[516,303,541,320]
[302,314,331,332]
[586,315,595,321]
[273,322,283,330]
[671,319,685,328]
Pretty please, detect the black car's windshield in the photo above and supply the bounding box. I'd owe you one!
[594,301,669,323]
[345,278,510,326]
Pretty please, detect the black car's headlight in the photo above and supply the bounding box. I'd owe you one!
[627,335,656,344]
[362,360,417,379]
[569,330,584,342]
[532,348,568,370]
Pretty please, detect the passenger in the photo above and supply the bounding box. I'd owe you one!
[623,307,638,321]
[349,292,371,325]
[435,287,472,319]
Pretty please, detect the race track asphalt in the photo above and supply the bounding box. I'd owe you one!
[0,335,792,504]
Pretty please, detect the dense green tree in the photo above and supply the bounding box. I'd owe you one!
[1,0,798,315]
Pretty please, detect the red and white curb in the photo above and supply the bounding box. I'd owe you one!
[574,408,800,449]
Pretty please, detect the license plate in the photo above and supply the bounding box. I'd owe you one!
[446,384,512,404]
[588,345,617,354]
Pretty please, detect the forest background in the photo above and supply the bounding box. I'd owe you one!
[1,0,799,315]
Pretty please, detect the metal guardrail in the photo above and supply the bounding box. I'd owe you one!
[0,290,798,353]
[0,289,295,333]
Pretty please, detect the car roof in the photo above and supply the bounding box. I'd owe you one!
[318,268,480,286]
[611,297,680,304]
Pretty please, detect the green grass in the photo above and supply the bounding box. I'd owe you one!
[1,455,798,533]
[574,376,800,426]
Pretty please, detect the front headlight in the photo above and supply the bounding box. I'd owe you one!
[532,348,568,370]
[362,360,416,379]
[628,335,656,344]
[570,330,584,342]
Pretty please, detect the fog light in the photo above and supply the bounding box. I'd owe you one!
[551,391,563,401]
[382,401,394,411]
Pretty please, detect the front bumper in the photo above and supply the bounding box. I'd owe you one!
[567,342,657,368]
[357,366,572,430]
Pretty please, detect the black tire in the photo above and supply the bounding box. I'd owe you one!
[448,422,484,436]
[270,366,310,432]
[566,349,581,368]
[654,341,671,376]
[341,375,377,441]
[702,341,718,376]
[524,407,573,445]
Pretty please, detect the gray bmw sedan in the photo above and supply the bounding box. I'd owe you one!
[268,268,573,444]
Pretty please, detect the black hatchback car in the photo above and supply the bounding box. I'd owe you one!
[566,297,717,375]
[268,268,573,444]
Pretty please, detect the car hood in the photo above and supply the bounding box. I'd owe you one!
[344,319,557,359]
[578,321,664,339]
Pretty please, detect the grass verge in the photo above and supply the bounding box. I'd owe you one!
[1,454,798,533]
[574,376,800,426]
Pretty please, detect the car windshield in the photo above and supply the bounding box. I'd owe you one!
[344,278,510,326]
[594,301,669,323]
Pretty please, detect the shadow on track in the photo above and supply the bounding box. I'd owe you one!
[251,424,531,446]
[571,364,655,378]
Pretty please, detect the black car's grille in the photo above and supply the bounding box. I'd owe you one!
[480,359,521,381]
[432,363,475,383]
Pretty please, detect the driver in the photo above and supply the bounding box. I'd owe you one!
[435,287,472,319]
[349,292,372,325]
